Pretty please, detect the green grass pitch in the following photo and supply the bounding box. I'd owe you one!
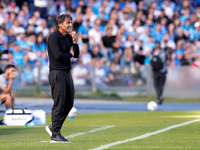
[0,111,200,150]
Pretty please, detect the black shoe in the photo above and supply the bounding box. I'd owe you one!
[157,98,164,105]
[50,134,71,143]
[45,124,52,136]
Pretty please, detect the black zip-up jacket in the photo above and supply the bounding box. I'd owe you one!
[47,30,79,71]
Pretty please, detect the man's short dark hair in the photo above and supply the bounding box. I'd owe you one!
[55,14,72,30]
[4,64,15,72]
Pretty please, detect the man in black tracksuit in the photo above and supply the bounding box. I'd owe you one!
[46,14,79,143]
[151,46,167,105]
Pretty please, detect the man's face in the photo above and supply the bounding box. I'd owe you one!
[59,18,72,34]
[7,67,15,78]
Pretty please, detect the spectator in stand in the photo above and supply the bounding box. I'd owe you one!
[30,11,43,27]
[161,32,176,50]
[102,25,116,61]
[196,5,200,19]
[78,18,91,44]
[112,30,126,64]
[139,27,150,44]
[72,58,90,86]
[21,2,30,20]
[98,11,108,26]
[48,0,66,16]
[100,0,114,18]
[19,52,35,69]
[84,6,97,27]
[21,64,34,85]
[0,27,8,49]
[32,60,40,84]
[88,18,105,51]
[120,47,133,67]
[11,20,25,35]
[133,40,144,53]
[34,0,48,19]
[92,58,109,87]
[143,36,156,55]
[11,44,24,66]
[87,0,99,17]
[79,43,92,67]
[128,19,141,38]
[17,10,28,27]
[26,33,36,47]
[119,8,133,32]
[174,27,188,43]
[124,0,137,17]
[182,18,194,37]
[7,27,16,45]
[15,33,31,51]
[134,48,146,67]
[173,52,186,66]
[2,13,10,30]
[35,19,49,38]
[133,48,146,85]
[7,52,14,65]
[40,64,49,85]
[4,0,20,14]
[174,17,183,32]
[33,60,49,86]
[135,10,146,25]
[151,23,165,42]
[38,51,48,67]
[105,17,118,36]
[32,33,46,56]
[189,21,200,41]
[175,40,185,55]
[77,0,87,14]
[91,45,103,64]
[73,13,83,32]
[107,62,129,86]
[160,17,168,33]
[137,0,148,17]
[144,18,155,34]
[180,7,191,24]
[167,23,175,40]
[124,33,135,51]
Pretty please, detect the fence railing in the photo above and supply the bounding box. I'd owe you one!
[11,64,200,98]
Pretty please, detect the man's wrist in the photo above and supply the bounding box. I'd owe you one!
[70,53,74,57]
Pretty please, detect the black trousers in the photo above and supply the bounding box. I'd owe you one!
[49,70,75,136]
[153,72,166,100]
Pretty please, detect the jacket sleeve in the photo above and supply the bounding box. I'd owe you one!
[73,43,80,58]
[48,34,73,61]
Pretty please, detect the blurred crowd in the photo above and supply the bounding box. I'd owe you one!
[0,0,200,87]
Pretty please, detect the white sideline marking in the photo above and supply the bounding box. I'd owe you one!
[89,119,200,150]
[65,125,115,139]
[112,146,200,149]
[38,125,115,143]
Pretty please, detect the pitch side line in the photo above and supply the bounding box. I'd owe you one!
[37,125,115,143]
[89,119,200,150]
[36,125,115,143]
[112,146,200,149]
[65,125,115,139]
